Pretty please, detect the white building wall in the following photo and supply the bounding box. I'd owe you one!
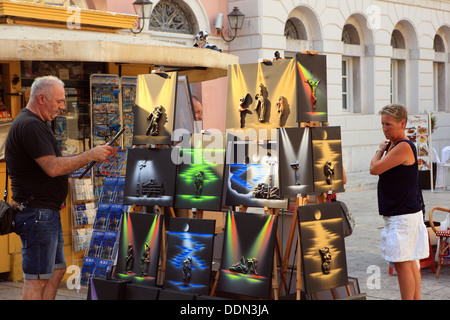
[225,0,450,173]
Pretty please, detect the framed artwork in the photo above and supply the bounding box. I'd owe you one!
[296,53,328,123]
[278,127,314,197]
[224,132,288,209]
[173,75,199,139]
[216,211,278,299]
[164,217,216,296]
[225,59,298,139]
[123,147,178,207]
[297,202,348,294]
[115,212,163,287]
[133,72,178,145]
[174,133,225,211]
[311,126,345,194]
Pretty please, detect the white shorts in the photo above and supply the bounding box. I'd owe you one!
[380,211,429,263]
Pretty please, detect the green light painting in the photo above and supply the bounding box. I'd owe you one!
[174,148,225,211]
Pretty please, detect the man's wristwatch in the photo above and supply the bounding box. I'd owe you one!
[376,149,384,154]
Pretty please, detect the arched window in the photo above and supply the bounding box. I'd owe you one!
[434,34,445,52]
[342,24,360,45]
[284,18,307,40]
[390,29,407,104]
[391,29,405,49]
[149,0,196,34]
[433,34,447,112]
[341,23,362,112]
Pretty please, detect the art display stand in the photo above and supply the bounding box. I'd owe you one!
[87,53,363,300]
[265,207,281,300]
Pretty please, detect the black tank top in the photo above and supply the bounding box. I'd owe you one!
[377,139,422,216]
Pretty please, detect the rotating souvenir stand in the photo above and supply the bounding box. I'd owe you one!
[90,74,122,148]
[70,167,96,270]
[120,76,137,148]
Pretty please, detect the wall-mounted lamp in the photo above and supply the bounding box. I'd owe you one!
[215,7,245,42]
[130,0,153,34]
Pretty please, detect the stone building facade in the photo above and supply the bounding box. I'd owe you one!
[221,0,450,174]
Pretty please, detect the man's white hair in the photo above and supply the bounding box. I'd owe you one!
[30,76,65,101]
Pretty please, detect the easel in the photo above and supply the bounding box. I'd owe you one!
[155,205,177,285]
[264,206,283,300]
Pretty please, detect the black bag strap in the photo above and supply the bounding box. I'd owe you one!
[4,166,8,202]
[418,184,426,218]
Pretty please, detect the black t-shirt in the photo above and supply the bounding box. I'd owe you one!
[5,108,68,210]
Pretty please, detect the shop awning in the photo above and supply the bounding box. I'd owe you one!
[0,24,238,82]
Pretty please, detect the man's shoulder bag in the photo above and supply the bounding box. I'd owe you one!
[0,200,16,236]
[0,171,16,235]
[0,169,45,236]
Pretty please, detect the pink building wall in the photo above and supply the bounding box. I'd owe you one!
[196,0,229,132]
[91,0,232,132]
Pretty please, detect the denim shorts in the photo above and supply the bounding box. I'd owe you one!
[14,207,66,280]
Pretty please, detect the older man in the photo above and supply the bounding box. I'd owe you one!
[5,76,112,299]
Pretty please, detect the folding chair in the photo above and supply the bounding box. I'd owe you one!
[429,207,450,278]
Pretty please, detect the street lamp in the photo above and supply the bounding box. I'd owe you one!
[130,0,153,34]
[216,7,245,43]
